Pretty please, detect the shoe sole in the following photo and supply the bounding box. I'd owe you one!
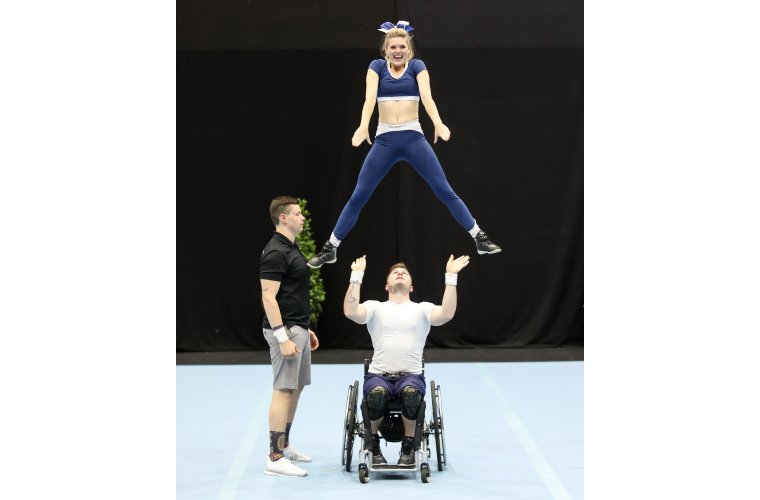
[307,258,337,269]
[477,249,502,255]
[263,470,307,477]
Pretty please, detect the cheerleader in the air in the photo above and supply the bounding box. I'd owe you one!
[308,21,501,269]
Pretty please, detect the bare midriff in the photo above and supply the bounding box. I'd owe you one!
[378,100,419,125]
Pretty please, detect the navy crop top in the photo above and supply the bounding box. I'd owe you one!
[368,58,428,102]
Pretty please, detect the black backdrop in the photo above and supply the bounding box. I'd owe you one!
[177,0,583,351]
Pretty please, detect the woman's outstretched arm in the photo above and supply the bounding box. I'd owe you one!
[351,69,380,147]
[417,70,451,144]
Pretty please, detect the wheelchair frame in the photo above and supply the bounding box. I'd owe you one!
[341,359,447,483]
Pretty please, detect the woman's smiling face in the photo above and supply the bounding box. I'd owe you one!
[385,37,410,67]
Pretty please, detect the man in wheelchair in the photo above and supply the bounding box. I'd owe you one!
[343,253,469,466]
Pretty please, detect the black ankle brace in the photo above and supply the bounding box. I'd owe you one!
[269,431,286,461]
[402,436,414,454]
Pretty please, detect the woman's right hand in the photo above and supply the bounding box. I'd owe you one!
[351,126,372,147]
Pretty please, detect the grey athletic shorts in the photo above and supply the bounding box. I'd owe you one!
[263,324,312,390]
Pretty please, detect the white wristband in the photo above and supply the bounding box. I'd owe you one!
[273,326,289,343]
[445,273,458,286]
[350,271,364,284]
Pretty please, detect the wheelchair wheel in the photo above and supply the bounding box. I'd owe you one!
[430,380,446,471]
[343,380,359,472]
[341,383,352,466]
[358,463,369,483]
[420,463,431,483]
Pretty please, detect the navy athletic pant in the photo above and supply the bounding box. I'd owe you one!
[363,373,427,400]
[332,130,476,240]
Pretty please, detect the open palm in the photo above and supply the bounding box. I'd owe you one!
[446,255,470,274]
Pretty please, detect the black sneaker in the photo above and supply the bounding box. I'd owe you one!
[307,241,337,268]
[397,448,415,467]
[475,231,501,255]
[370,434,387,465]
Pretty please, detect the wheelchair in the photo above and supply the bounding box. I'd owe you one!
[341,359,447,483]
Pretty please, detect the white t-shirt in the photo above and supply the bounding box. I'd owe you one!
[361,299,435,375]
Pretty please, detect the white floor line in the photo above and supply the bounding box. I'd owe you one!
[216,376,273,500]
[476,363,574,500]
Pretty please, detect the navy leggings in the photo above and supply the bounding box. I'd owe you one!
[333,130,476,240]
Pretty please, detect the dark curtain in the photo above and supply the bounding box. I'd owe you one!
[177,0,583,351]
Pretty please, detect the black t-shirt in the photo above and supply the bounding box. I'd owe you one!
[259,231,310,330]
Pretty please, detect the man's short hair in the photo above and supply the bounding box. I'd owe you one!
[386,263,409,280]
[269,196,299,226]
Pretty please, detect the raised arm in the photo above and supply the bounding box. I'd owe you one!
[351,70,380,147]
[417,70,451,144]
[343,255,368,324]
[429,255,470,326]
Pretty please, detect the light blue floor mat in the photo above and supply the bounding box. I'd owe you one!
[177,361,583,499]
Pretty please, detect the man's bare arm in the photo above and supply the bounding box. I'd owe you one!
[343,255,368,324]
[430,284,457,326]
[261,279,301,358]
[430,255,470,326]
[261,279,283,327]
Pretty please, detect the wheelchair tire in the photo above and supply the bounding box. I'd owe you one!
[358,463,369,483]
[438,385,447,470]
[421,463,431,483]
[345,380,359,472]
[341,383,352,466]
[430,381,445,471]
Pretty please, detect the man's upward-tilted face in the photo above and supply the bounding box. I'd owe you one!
[386,266,413,295]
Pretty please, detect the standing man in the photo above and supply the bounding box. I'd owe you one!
[260,196,319,477]
[343,253,469,466]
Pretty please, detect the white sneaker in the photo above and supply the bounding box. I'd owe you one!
[264,457,307,477]
[283,445,312,463]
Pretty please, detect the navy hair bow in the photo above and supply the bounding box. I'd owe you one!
[378,21,414,33]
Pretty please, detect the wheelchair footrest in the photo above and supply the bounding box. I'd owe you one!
[370,464,417,470]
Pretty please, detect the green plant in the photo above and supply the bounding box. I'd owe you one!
[296,199,325,328]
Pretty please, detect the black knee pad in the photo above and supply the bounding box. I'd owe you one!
[367,386,390,420]
[401,386,421,420]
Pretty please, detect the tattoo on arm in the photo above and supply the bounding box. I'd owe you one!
[347,284,357,303]
[262,288,269,292]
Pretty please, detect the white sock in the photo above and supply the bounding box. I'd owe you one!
[329,233,341,247]
[468,222,481,238]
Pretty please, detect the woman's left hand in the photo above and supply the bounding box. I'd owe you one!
[434,123,451,144]
[351,126,372,147]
